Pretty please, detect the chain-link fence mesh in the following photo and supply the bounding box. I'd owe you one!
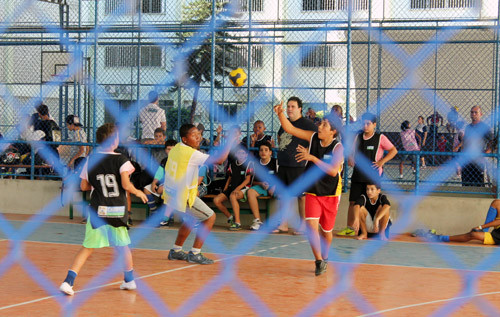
[1,0,500,315]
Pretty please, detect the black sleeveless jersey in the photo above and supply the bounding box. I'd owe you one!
[228,159,253,189]
[87,153,129,229]
[305,133,342,196]
[254,157,278,184]
[351,132,382,183]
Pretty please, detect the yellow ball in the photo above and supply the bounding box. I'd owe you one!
[228,68,247,87]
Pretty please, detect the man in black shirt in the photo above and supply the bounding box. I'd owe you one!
[34,104,61,168]
[274,96,317,234]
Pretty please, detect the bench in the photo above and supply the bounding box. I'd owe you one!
[69,191,150,220]
[0,164,54,179]
[201,194,273,221]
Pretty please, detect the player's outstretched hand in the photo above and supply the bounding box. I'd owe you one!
[273,101,284,116]
[136,191,148,203]
[295,144,313,162]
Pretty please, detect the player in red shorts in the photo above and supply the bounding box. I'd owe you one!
[274,101,344,276]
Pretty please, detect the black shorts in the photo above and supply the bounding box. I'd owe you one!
[490,228,500,244]
[349,182,368,202]
[222,186,236,199]
[277,166,306,196]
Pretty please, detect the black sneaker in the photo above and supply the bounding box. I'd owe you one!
[159,218,174,227]
[315,260,328,276]
[229,223,241,231]
[168,249,188,261]
[187,251,214,264]
[159,220,170,227]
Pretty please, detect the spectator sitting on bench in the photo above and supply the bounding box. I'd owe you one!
[213,147,254,231]
[353,182,392,241]
[246,143,277,231]
[241,120,274,157]
[142,127,167,167]
[143,139,177,217]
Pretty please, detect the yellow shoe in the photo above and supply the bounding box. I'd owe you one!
[337,227,355,236]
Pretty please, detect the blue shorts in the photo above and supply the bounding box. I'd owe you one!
[249,185,269,197]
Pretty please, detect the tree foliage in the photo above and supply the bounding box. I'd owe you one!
[173,0,240,123]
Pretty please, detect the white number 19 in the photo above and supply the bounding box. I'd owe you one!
[96,174,119,197]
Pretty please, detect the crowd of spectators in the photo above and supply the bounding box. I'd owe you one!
[0,93,496,233]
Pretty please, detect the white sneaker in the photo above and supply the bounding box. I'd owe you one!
[120,280,137,290]
[399,174,403,179]
[59,282,74,296]
[250,219,263,231]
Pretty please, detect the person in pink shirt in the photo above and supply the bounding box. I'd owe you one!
[337,112,398,237]
[399,120,421,179]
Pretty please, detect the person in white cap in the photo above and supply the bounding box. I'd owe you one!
[65,115,88,171]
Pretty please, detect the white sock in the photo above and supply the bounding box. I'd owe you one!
[173,244,183,252]
[191,247,201,254]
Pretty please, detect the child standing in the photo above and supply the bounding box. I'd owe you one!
[213,148,254,231]
[59,123,147,296]
[338,113,397,237]
[246,143,277,231]
[437,134,448,164]
[353,182,392,241]
[164,124,234,264]
[399,120,421,179]
[274,102,344,276]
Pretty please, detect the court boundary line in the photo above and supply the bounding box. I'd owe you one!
[1,239,500,312]
[0,253,241,311]
[1,221,495,250]
[2,239,500,274]
[359,290,500,316]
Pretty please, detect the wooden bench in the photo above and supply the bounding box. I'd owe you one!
[69,191,150,220]
[202,194,273,221]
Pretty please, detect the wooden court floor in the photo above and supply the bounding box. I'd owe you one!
[1,215,500,316]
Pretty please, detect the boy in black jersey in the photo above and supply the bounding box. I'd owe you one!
[274,102,344,276]
[353,182,391,240]
[213,147,254,231]
[247,143,277,230]
[59,123,147,296]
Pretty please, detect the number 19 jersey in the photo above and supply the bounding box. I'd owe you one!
[81,152,134,228]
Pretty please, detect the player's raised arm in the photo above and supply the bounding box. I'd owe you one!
[274,101,314,141]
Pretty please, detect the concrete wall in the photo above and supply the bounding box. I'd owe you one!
[0,178,493,235]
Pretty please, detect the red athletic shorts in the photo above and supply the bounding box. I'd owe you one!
[305,194,340,232]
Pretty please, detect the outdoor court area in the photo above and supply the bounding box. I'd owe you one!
[1,214,500,316]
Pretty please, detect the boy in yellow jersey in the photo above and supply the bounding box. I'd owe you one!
[164,124,234,264]
[274,102,344,276]
[431,199,500,245]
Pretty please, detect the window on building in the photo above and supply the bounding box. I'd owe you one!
[302,0,368,11]
[232,45,264,68]
[300,45,335,68]
[105,0,162,15]
[410,0,477,9]
[238,0,264,12]
[142,0,162,13]
[105,46,162,67]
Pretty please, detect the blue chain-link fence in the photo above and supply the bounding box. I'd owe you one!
[1,0,500,315]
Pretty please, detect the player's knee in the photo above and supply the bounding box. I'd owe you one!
[213,196,222,205]
[247,189,258,198]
